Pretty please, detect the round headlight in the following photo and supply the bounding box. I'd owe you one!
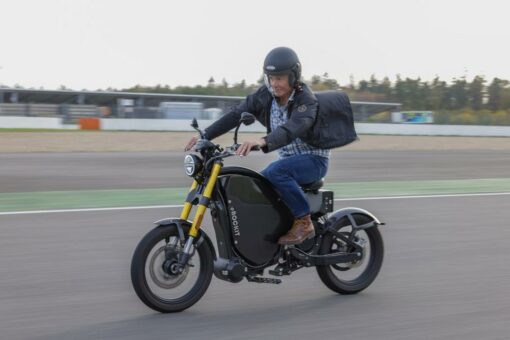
[184,154,203,177]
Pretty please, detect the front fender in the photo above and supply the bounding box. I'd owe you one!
[153,218,216,259]
[327,207,384,230]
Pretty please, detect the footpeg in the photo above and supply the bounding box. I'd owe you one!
[268,265,292,276]
[246,276,282,284]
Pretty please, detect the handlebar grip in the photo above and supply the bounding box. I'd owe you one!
[251,145,260,151]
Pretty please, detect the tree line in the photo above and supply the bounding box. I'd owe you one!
[3,74,509,112]
[122,74,510,113]
[345,75,510,112]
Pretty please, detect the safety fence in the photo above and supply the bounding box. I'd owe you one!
[0,103,99,123]
[1,116,510,137]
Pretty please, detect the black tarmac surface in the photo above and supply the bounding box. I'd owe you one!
[1,196,510,339]
[1,151,509,339]
[1,150,510,193]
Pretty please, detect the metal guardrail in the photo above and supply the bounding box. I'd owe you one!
[0,103,60,117]
[0,103,99,123]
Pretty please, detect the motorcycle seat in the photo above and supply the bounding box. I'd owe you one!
[301,179,324,193]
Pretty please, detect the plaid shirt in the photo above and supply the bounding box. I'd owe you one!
[270,97,331,159]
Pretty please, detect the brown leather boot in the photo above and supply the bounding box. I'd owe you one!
[278,215,315,245]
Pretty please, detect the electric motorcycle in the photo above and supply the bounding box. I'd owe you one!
[130,113,385,313]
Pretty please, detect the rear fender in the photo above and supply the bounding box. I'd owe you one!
[327,207,384,230]
[153,218,216,259]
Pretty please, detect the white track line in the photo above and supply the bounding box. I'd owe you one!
[0,204,183,216]
[333,191,510,201]
[1,191,509,216]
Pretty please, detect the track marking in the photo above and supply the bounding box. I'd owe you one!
[0,204,183,216]
[333,191,510,201]
[1,191,509,216]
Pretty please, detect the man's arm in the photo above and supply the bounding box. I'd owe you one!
[262,100,318,152]
[204,86,266,140]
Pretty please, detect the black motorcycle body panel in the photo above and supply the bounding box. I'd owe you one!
[211,167,293,266]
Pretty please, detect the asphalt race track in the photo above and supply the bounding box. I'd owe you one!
[1,150,510,192]
[1,150,510,339]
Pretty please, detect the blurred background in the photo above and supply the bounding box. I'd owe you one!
[1,1,510,340]
[1,0,510,128]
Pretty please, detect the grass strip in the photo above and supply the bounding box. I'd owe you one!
[1,178,510,212]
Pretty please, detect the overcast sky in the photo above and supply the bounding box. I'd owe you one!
[0,0,509,90]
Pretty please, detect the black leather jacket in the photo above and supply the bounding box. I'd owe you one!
[204,84,319,153]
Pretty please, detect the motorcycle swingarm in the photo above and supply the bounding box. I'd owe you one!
[287,247,362,267]
[325,227,364,253]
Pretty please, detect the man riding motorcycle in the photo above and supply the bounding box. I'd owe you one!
[185,46,330,245]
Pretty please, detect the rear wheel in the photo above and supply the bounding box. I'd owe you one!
[131,226,214,313]
[316,220,384,294]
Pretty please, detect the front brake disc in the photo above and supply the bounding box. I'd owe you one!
[149,245,190,289]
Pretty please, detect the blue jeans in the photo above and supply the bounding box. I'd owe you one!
[261,154,329,218]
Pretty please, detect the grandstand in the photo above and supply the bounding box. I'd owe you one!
[0,88,401,122]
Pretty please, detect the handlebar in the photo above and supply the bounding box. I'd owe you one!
[231,143,260,153]
[201,142,261,171]
[194,140,259,155]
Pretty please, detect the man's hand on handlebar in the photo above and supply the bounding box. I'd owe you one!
[236,138,266,157]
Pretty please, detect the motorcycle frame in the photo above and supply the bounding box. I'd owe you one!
[155,158,383,274]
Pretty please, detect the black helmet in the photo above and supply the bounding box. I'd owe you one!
[263,47,302,87]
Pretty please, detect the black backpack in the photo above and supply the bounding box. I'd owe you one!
[310,90,358,149]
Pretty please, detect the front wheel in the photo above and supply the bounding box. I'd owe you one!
[316,222,384,294]
[130,226,214,313]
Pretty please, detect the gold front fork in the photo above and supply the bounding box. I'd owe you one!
[180,162,222,238]
[179,180,198,221]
